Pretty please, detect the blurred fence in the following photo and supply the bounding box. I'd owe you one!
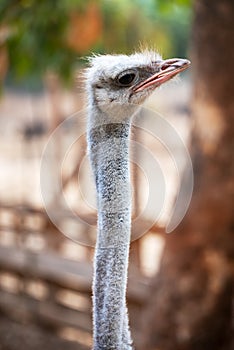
[0,200,163,349]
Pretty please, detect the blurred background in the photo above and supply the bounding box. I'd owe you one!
[0,1,233,350]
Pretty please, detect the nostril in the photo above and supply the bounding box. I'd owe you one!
[168,59,179,64]
[161,58,190,72]
[161,59,180,70]
[161,64,170,70]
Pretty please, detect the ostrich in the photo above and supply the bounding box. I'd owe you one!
[86,51,190,350]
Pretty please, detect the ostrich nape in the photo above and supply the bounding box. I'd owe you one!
[85,51,190,350]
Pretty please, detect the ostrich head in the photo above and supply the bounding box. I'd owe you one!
[86,51,190,125]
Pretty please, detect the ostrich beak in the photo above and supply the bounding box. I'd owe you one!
[133,58,191,92]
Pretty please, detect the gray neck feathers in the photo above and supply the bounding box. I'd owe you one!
[87,106,133,349]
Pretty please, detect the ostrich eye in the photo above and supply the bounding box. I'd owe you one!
[118,73,135,85]
[116,70,138,87]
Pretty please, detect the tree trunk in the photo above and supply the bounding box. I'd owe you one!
[140,1,234,349]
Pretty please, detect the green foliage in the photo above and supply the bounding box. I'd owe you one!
[0,0,84,84]
[99,0,191,57]
[0,0,192,86]
[155,1,192,57]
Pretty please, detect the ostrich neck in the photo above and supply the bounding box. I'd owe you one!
[88,107,133,350]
